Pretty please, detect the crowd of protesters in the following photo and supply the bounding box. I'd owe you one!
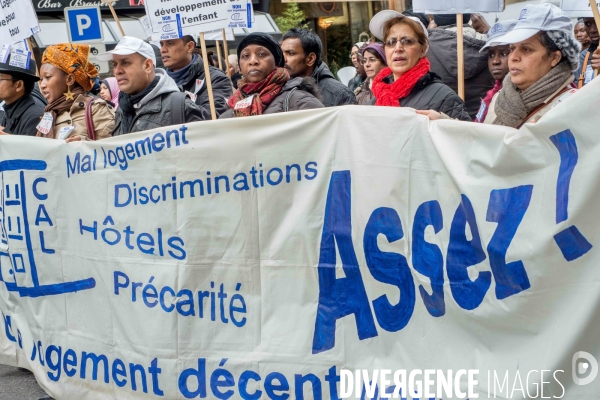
[0,2,598,140]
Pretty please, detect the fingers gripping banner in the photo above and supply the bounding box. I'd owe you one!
[0,80,599,399]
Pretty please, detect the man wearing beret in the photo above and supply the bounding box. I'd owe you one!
[0,53,46,136]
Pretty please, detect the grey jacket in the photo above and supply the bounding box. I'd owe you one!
[427,26,494,119]
[113,69,209,136]
[311,62,357,107]
[219,77,323,118]
[178,56,233,117]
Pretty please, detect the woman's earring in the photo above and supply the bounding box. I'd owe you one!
[64,85,75,100]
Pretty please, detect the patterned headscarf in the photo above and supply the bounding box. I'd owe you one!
[42,43,98,91]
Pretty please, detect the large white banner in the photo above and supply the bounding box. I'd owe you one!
[1,79,600,399]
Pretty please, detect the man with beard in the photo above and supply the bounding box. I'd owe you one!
[281,28,357,107]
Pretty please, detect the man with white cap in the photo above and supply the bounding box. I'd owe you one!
[98,36,209,136]
[474,20,517,122]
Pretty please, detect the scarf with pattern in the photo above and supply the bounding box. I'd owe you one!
[228,68,289,117]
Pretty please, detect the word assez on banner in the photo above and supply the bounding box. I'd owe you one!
[312,170,538,354]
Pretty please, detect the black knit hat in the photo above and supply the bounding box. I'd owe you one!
[0,53,39,81]
[237,32,284,68]
[433,13,471,27]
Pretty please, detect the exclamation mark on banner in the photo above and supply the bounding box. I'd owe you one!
[549,129,592,262]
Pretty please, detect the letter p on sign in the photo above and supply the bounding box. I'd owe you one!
[64,6,104,43]
[76,15,92,36]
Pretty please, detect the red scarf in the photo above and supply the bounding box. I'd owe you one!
[372,58,430,107]
[228,68,290,117]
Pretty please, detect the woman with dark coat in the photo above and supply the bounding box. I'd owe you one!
[367,10,471,121]
[219,33,323,118]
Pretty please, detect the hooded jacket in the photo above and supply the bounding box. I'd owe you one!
[311,62,357,107]
[177,55,233,117]
[368,72,471,121]
[113,69,209,136]
[0,92,46,136]
[427,26,494,119]
[219,77,323,118]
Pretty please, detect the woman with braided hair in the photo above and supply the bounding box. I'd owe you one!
[36,43,114,141]
[219,32,323,119]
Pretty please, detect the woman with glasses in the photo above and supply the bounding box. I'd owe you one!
[367,10,471,120]
[347,43,367,91]
[355,43,387,105]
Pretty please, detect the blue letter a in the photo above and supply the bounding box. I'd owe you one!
[312,171,378,354]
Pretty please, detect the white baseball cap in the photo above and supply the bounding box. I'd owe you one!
[480,20,518,52]
[97,36,157,65]
[369,10,429,42]
[492,4,572,45]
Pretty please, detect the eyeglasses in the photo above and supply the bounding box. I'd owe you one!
[360,57,380,65]
[384,36,420,49]
[349,51,362,59]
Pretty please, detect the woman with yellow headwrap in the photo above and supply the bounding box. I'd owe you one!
[36,43,115,141]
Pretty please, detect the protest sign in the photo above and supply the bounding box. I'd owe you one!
[413,0,505,13]
[1,79,600,399]
[0,0,40,43]
[144,0,251,36]
[560,0,600,17]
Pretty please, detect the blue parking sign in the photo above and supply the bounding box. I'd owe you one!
[64,6,104,43]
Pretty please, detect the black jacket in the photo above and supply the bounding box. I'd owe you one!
[113,69,208,136]
[220,77,324,118]
[179,56,233,117]
[0,93,46,136]
[368,72,471,121]
[311,62,357,107]
[427,27,494,119]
